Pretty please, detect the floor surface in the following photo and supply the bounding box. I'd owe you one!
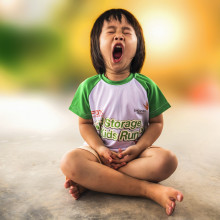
[0,93,220,220]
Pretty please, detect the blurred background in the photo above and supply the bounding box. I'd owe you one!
[0,0,219,101]
[0,0,220,137]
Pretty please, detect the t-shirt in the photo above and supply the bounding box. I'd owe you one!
[69,73,170,152]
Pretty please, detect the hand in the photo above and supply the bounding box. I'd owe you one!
[109,149,126,170]
[116,145,141,163]
[96,146,126,169]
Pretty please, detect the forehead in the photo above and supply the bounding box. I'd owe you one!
[102,15,134,30]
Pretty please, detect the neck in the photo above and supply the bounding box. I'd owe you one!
[105,70,130,81]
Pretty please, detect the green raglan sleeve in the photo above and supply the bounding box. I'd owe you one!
[69,80,92,119]
[135,73,171,118]
[147,79,171,118]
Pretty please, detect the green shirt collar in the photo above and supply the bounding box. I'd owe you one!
[100,73,134,85]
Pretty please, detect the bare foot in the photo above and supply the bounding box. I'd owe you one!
[147,183,184,216]
[64,179,87,200]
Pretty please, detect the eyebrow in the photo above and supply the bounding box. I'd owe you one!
[105,26,132,31]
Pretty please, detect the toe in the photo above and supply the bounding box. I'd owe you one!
[169,189,184,203]
[76,184,87,194]
[166,206,170,216]
[69,187,79,194]
[64,180,71,188]
[177,192,184,202]
[168,200,175,208]
[70,185,78,190]
[65,179,77,188]
[71,191,80,200]
[166,204,174,216]
[71,193,79,200]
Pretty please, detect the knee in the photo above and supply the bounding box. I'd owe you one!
[156,149,178,175]
[60,149,81,177]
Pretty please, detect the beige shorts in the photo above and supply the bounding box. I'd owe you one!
[77,145,102,164]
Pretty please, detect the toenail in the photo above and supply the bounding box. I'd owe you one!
[177,194,181,201]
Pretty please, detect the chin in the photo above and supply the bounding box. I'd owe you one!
[113,69,127,74]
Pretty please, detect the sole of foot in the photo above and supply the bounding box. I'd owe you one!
[64,179,87,200]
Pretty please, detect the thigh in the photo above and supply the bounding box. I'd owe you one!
[77,146,102,163]
[138,145,163,158]
[118,146,176,181]
[62,147,101,166]
[138,145,178,177]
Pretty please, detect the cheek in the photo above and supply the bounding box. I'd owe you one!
[132,43,137,56]
[128,42,137,57]
[127,36,137,57]
[100,40,110,58]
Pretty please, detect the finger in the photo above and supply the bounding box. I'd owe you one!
[105,160,111,166]
[111,164,120,170]
[115,152,123,159]
[107,153,114,162]
[110,163,118,169]
[116,162,126,168]
[112,155,128,163]
[111,161,125,167]
[119,155,131,163]
[110,152,118,160]
[101,156,111,166]
[115,162,127,169]
[103,153,113,163]
[118,148,123,158]
[111,157,124,163]
[121,162,126,166]
[120,149,130,157]
[111,151,123,159]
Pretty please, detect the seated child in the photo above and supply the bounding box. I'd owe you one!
[60,8,183,216]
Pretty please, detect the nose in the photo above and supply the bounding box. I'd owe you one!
[114,34,124,41]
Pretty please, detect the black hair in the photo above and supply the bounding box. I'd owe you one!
[90,8,145,74]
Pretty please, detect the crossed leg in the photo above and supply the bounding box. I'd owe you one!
[60,146,183,216]
[118,146,178,182]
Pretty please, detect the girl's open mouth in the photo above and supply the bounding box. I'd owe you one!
[112,43,123,63]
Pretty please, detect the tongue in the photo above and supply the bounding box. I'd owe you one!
[114,52,122,59]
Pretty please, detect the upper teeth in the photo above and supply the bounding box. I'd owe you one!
[116,45,122,48]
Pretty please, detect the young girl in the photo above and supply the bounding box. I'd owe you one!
[60,8,183,216]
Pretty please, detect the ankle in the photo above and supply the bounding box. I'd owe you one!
[142,181,157,199]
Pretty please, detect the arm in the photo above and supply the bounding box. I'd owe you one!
[119,114,163,162]
[78,117,105,152]
[78,117,125,168]
[136,113,163,151]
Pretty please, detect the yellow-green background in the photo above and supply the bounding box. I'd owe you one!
[0,0,219,103]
